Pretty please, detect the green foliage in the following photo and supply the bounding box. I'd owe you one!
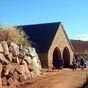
[0,26,32,47]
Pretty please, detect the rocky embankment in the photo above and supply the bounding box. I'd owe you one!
[0,41,42,87]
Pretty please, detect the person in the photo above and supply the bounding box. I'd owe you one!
[59,58,64,70]
[74,54,78,63]
[80,56,87,70]
[72,56,77,70]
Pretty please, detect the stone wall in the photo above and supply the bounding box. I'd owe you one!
[48,24,74,68]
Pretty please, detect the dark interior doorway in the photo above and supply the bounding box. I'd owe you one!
[53,47,61,69]
[63,47,70,67]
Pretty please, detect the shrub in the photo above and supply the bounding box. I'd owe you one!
[0,26,32,47]
[0,27,7,41]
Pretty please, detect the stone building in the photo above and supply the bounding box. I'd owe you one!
[19,22,74,69]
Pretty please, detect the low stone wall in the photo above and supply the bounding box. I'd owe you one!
[0,41,42,87]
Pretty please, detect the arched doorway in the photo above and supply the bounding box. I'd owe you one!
[53,47,61,69]
[63,47,70,67]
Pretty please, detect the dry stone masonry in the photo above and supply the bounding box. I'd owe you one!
[0,41,42,87]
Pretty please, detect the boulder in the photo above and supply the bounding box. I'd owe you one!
[0,43,4,53]
[12,56,20,64]
[0,77,2,88]
[2,77,7,86]
[7,77,14,86]
[1,41,9,56]
[24,55,32,65]
[2,65,9,76]
[0,53,9,65]
[7,53,13,62]
[19,60,30,80]
[9,42,19,56]
[0,63,2,76]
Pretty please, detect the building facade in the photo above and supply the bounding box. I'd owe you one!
[19,22,74,69]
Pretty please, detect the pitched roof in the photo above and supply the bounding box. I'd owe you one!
[18,22,61,52]
[70,40,88,53]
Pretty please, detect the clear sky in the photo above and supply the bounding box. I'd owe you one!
[0,0,88,40]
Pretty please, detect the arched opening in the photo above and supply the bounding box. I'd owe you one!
[53,47,61,69]
[63,47,70,67]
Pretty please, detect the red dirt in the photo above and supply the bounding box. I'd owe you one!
[4,68,88,88]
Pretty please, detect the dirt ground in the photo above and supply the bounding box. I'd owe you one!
[4,68,88,88]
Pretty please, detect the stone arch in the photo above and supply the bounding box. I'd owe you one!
[53,47,61,69]
[63,47,70,67]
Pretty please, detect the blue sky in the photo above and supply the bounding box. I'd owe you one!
[0,0,88,40]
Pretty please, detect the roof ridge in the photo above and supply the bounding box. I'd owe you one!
[18,22,61,27]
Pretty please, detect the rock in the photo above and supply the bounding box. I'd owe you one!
[12,56,20,64]
[7,71,19,86]
[9,42,19,56]
[19,61,30,80]
[1,41,9,56]
[8,63,21,75]
[12,71,19,81]
[0,43,4,53]
[24,55,32,65]
[2,65,9,76]
[11,63,21,74]
[0,53,9,65]
[28,64,34,71]
[0,41,42,87]
[7,53,13,62]
[30,71,37,79]
[0,77,2,88]
[7,63,14,74]
[0,63,2,76]
[2,77,7,86]
[7,77,13,86]
[19,74,24,82]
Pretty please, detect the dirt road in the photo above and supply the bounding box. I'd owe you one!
[5,68,88,88]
